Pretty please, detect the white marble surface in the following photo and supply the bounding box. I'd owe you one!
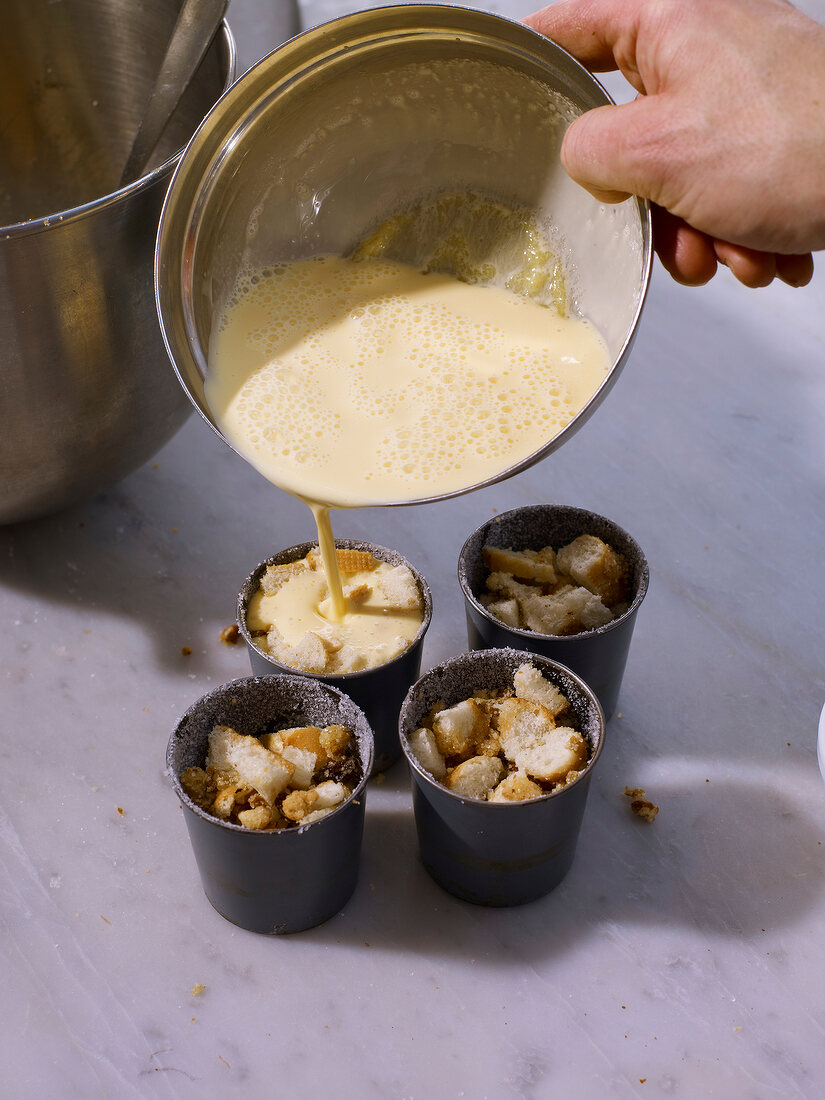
[3,1,825,1097]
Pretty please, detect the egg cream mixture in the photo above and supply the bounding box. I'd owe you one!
[206,260,609,508]
[206,195,611,635]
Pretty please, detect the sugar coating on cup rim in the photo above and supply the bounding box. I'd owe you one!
[458,503,649,641]
[166,674,374,833]
[399,647,605,805]
[236,539,433,681]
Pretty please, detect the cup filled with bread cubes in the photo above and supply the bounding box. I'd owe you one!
[399,648,605,906]
[237,540,432,773]
[458,504,648,718]
[167,675,374,934]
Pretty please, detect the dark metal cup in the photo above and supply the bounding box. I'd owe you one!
[399,648,605,906]
[458,504,649,719]
[167,675,374,934]
[238,541,432,773]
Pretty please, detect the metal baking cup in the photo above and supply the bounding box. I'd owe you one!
[459,504,649,719]
[167,675,374,934]
[399,648,605,906]
[238,540,432,773]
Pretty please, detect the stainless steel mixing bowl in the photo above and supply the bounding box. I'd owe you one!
[0,0,235,525]
[156,4,652,506]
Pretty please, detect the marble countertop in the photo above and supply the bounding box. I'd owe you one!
[3,1,824,1096]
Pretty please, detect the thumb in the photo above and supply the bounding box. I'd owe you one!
[561,96,666,205]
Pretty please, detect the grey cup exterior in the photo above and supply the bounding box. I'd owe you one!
[0,2,235,524]
[399,648,604,906]
[459,505,649,719]
[238,541,432,774]
[167,675,374,934]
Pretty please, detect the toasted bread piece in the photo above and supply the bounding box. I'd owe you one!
[276,726,324,762]
[207,724,294,804]
[300,807,334,825]
[513,663,569,717]
[320,725,351,760]
[260,559,311,596]
[515,727,588,783]
[496,696,556,747]
[489,771,544,802]
[313,781,349,809]
[485,571,537,601]
[293,631,330,673]
[480,595,521,629]
[212,782,247,820]
[432,698,490,758]
[408,726,447,780]
[179,766,216,810]
[446,755,504,799]
[555,534,629,606]
[281,745,316,789]
[483,545,557,584]
[344,581,373,605]
[281,788,319,822]
[237,805,273,830]
[375,564,421,611]
[335,548,379,574]
[330,643,369,673]
[521,586,613,636]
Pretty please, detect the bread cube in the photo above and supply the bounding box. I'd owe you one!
[408,726,447,780]
[446,755,505,799]
[432,698,490,758]
[516,727,588,783]
[481,596,521,629]
[513,663,569,717]
[207,723,294,804]
[495,698,557,764]
[489,772,544,802]
[260,559,310,596]
[375,564,421,611]
[320,725,351,760]
[237,805,273,830]
[281,745,316,789]
[281,789,318,822]
[313,781,349,809]
[483,545,557,584]
[555,534,628,606]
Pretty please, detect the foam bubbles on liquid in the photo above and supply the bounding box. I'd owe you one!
[206,256,610,505]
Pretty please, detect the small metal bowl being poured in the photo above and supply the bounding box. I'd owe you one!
[155,4,652,507]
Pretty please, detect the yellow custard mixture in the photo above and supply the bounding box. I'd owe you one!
[205,254,610,508]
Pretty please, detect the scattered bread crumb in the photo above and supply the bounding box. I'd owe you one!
[181,646,193,656]
[190,984,206,997]
[219,624,240,645]
[624,786,658,822]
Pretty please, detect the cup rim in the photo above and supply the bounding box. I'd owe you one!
[457,503,649,644]
[236,539,433,682]
[399,646,605,807]
[166,674,373,834]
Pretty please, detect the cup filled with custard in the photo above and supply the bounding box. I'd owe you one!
[237,540,432,773]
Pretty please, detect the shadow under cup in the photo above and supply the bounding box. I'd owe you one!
[459,505,649,719]
[238,541,432,774]
[167,675,374,935]
[399,648,605,906]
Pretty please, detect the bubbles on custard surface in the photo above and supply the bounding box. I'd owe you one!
[208,255,609,500]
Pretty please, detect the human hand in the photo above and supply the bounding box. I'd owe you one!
[525,0,825,287]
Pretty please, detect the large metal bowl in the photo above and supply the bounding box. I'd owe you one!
[0,0,235,525]
[156,4,652,506]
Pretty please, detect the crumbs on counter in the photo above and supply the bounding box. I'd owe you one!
[624,786,659,822]
[190,984,206,997]
[219,623,240,645]
[181,646,193,656]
